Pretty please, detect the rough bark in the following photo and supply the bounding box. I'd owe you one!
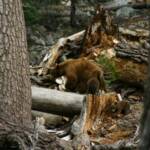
[0,0,33,149]
[139,41,150,149]
[71,93,122,136]
[70,0,77,27]
[71,93,138,149]
[0,117,73,150]
[32,110,67,127]
[0,0,31,126]
[0,1,74,149]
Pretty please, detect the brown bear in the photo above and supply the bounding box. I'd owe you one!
[50,57,106,94]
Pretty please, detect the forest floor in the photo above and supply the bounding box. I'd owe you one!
[28,2,150,148]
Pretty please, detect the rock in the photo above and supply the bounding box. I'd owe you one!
[37,25,47,34]
[27,25,48,46]
[116,6,137,19]
[45,32,54,46]
[29,46,49,65]
[30,35,45,46]
[103,0,129,7]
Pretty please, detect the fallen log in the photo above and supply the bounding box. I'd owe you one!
[32,110,68,127]
[114,57,148,86]
[32,86,85,117]
[38,30,85,75]
[104,3,150,11]
[36,5,149,87]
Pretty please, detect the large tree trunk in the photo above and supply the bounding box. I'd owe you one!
[0,1,74,149]
[139,45,150,149]
[0,0,31,126]
[0,0,32,149]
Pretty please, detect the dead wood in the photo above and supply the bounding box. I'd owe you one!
[32,110,68,128]
[99,15,149,86]
[81,5,117,53]
[71,93,139,147]
[30,76,44,86]
[113,57,148,86]
[32,86,85,117]
[104,3,150,11]
[72,93,120,135]
[118,27,150,38]
[93,140,136,150]
[35,5,149,87]
[72,133,91,150]
[38,30,85,75]
[37,6,117,76]
[0,116,73,150]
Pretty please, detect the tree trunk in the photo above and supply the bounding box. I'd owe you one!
[70,0,77,27]
[139,44,150,149]
[0,1,73,149]
[0,0,31,126]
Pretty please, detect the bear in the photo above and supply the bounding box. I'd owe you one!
[50,57,106,94]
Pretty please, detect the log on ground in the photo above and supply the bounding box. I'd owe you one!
[32,86,85,117]
[32,110,68,127]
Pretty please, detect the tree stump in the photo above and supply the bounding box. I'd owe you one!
[72,93,131,144]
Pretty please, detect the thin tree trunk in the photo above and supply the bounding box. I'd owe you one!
[70,0,77,27]
[0,0,31,126]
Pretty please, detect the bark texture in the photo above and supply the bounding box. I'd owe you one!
[0,0,31,125]
[0,1,73,149]
[139,41,150,149]
[70,0,77,27]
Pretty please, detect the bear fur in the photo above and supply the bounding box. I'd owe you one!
[50,57,106,94]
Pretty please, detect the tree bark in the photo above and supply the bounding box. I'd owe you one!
[0,0,33,149]
[0,0,31,126]
[0,1,74,149]
[70,0,77,27]
[32,86,85,116]
[139,43,150,149]
[32,110,67,127]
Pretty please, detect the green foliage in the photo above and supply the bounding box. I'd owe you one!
[97,55,119,84]
[23,0,62,25]
[43,0,62,5]
[23,0,41,25]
